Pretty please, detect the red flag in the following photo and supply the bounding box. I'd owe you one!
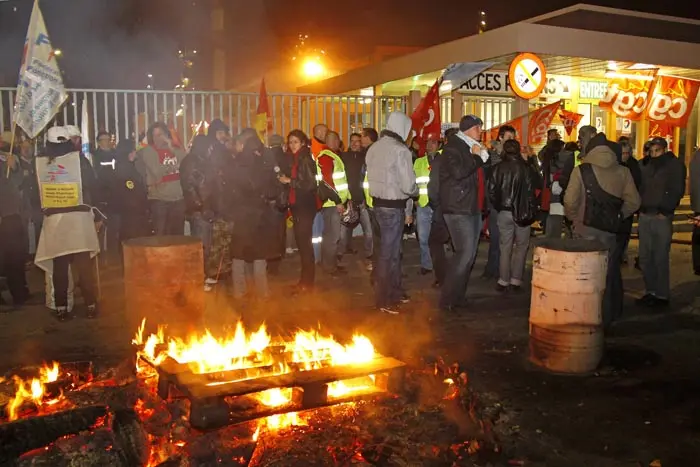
[558,109,584,136]
[487,101,561,145]
[410,80,441,156]
[645,75,700,127]
[648,121,675,145]
[255,78,273,140]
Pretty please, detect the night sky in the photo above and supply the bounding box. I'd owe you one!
[0,0,699,89]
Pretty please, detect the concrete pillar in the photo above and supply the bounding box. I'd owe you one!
[513,97,529,144]
[451,91,465,123]
[408,90,422,113]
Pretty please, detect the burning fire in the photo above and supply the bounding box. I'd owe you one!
[6,362,61,420]
[133,319,380,432]
[133,319,376,381]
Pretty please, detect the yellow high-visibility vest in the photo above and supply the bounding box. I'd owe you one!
[316,149,349,207]
[363,173,373,208]
[414,155,432,208]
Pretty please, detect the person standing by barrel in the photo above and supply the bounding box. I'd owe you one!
[563,133,640,327]
[34,127,103,321]
[135,122,187,236]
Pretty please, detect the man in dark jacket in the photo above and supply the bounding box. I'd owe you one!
[113,139,150,242]
[180,125,229,286]
[488,139,538,292]
[93,131,119,265]
[340,132,373,260]
[637,137,687,308]
[438,115,488,311]
[0,146,30,308]
[265,134,290,276]
[482,124,516,279]
[616,140,641,266]
[689,148,700,275]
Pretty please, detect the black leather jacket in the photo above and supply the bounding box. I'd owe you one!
[488,153,539,224]
[290,146,318,210]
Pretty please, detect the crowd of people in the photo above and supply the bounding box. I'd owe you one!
[0,111,698,327]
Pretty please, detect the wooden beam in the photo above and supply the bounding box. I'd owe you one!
[181,357,406,400]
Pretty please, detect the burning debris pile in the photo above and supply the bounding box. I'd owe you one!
[0,321,507,466]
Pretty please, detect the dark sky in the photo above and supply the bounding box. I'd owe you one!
[0,0,698,89]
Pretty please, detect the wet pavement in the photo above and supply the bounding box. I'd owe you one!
[0,236,699,466]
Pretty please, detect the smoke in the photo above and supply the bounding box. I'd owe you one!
[0,0,209,90]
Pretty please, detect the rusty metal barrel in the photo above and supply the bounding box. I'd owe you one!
[123,236,204,334]
[529,239,608,374]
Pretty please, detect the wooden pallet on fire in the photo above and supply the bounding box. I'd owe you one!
[148,355,406,430]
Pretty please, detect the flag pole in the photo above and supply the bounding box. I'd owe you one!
[5,122,18,178]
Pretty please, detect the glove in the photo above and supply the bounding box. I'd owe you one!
[551,181,563,196]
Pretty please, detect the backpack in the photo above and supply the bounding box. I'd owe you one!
[579,163,623,233]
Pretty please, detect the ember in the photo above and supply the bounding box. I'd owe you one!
[0,322,504,466]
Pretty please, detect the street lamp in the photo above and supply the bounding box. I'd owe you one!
[302,58,324,78]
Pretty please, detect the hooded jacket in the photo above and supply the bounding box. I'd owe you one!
[564,134,640,233]
[365,112,417,208]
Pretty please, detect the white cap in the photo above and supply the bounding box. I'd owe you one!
[47,126,72,143]
[64,125,81,137]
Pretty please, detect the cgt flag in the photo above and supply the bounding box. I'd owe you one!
[254,78,273,142]
[410,79,441,156]
[558,109,584,136]
[487,101,561,145]
[15,0,68,139]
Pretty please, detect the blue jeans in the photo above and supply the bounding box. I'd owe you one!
[150,199,185,236]
[340,203,374,258]
[638,213,673,299]
[440,214,482,309]
[416,205,433,270]
[312,212,324,264]
[232,259,268,299]
[190,213,213,276]
[374,206,404,308]
[484,208,500,277]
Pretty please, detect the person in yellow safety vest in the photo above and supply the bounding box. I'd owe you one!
[363,173,373,208]
[413,136,441,275]
[317,131,349,276]
[310,124,329,261]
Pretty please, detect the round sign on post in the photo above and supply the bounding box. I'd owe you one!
[509,53,547,100]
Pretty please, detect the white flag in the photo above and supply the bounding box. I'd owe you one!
[440,62,496,93]
[81,98,93,166]
[14,0,68,139]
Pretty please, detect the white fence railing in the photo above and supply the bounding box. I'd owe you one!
[0,88,406,145]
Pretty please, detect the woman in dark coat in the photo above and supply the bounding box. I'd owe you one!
[224,129,281,299]
[279,130,319,293]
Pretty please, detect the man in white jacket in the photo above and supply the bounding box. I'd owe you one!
[366,112,418,314]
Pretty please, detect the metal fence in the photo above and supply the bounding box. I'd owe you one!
[0,88,406,146]
[440,96,514,129]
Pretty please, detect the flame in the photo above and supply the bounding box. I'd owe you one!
[6,362,62,420]
[134,319,376,379]
[134,319,380,433]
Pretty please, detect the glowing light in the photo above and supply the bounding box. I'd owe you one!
[53,49,62,56]
[302,58,324,78]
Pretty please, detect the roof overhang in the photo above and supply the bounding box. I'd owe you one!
[298,9,700,94]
